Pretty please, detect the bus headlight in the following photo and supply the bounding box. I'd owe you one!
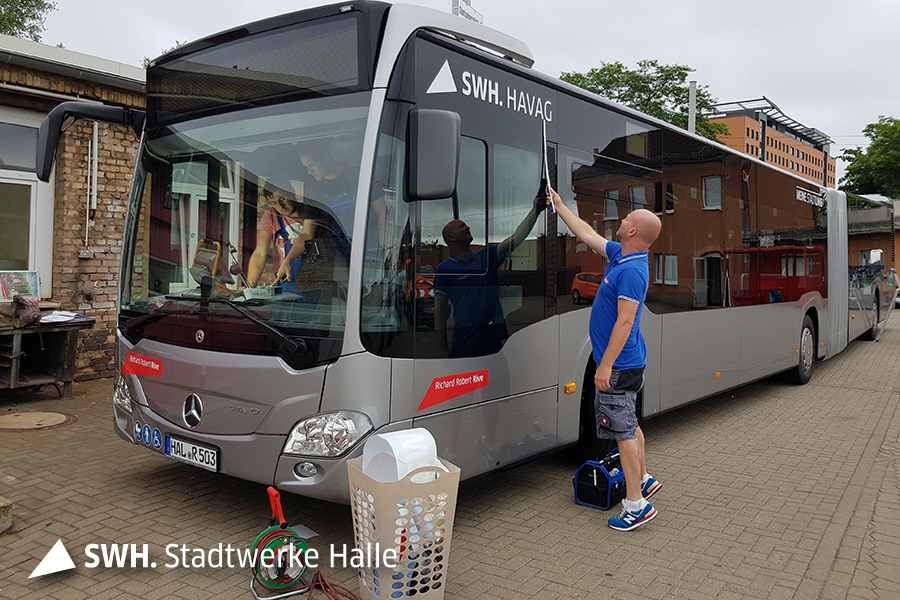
[113,374,133,413]
[283,411,373,457]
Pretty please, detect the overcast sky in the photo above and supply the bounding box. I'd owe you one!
[41,0,899,181]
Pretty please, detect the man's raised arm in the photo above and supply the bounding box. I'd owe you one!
[548,187,609,258]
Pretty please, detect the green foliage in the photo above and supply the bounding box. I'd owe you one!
[839,116,900,198]
[0,0,57,42]
[560,59,728,141]
[141,40,187,68]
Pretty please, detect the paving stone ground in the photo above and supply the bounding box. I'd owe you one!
[2,313,900,600]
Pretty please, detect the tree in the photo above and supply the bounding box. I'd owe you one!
[839,116,900,198]
[560,59,728,141]
[0,0,57,42]
[142,41,187,68]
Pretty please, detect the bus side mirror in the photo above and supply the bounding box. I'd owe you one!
[406,109,460,201]
[36,101,145,182]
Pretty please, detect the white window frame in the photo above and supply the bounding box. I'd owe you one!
[0,107,54,298]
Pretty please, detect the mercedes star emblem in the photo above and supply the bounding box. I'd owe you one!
[195,329,205,343]
[183,393,203,429]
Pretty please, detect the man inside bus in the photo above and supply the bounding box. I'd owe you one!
[298,141,356,232]
[433,193,546,358]
[296,140,358,267]
[547,187,663,532]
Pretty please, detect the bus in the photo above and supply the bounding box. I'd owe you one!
[36,1,895,504]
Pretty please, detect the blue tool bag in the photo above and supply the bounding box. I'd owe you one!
[573,448,626,510]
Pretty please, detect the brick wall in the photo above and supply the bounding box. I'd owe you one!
[1,61,144,380]
[53,121,140,380]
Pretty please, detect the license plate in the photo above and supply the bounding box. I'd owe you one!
[165,437,219,472]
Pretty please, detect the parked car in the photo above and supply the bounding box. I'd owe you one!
[571,272,604,304]
[406,265,436,327]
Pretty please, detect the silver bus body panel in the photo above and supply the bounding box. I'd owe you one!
[412,387,556,479]
[557,311,591,441]
[396,317,559,422]
[117,337,325,435]
[320,351,391,429]
[827,189,849,356]
[641,310,663,417]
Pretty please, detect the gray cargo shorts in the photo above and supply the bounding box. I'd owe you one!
[595,367,644,441]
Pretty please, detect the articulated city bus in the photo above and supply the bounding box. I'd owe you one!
[36,1,894,503]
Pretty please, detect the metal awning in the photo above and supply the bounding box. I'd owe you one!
[706,96,832,147]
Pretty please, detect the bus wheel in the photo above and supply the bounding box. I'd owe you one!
[570,366,615,464]
[866,296,879,341]
[787,314,816,384]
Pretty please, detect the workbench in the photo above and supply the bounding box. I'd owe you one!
[0,314,95,398]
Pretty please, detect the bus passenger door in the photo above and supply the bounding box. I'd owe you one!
[407,133,558,477]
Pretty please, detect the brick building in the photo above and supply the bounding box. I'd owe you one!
[708,97,837,188]
[0,33,144,380]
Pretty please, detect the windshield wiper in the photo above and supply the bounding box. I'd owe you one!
[203,298,309,356]
[121,307,200,332]
[121,297,308,356]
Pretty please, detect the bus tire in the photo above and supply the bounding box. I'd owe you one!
[865,295,879,341]
[787,314,816,384]
[570,362,615,464]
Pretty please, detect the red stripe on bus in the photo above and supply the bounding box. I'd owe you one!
[418,370,489,412]
[121,352,164,377]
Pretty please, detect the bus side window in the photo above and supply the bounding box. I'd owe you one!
[418,137,489,358]
[491,142,544,334]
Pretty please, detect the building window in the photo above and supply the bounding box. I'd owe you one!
[0,123,38,172]
[664,255,678,285]
[0,180,31,270]
[630,185,648,212]
[604,189,618,221]
[654,254,663,284]
[702,176,722,210]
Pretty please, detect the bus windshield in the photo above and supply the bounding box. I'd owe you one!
[119,92,370,366]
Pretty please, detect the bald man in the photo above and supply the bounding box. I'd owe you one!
[548,188,662,531]
[434,194,545,358]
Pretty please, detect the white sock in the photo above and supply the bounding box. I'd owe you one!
[623,498,647,512]
[641,473,651,483]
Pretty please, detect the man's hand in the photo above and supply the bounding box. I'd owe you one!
[595,363,613,393]
[548,187,563,212]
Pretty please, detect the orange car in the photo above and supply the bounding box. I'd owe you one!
[571,272,604,304]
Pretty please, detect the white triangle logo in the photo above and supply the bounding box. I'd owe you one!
[29,539,76,579]
[427,60,457,94]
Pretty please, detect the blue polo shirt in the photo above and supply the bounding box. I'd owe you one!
[434,246,507,357]
[590,241,649,370]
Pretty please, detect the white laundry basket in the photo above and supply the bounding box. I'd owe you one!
[348,456,460,600]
